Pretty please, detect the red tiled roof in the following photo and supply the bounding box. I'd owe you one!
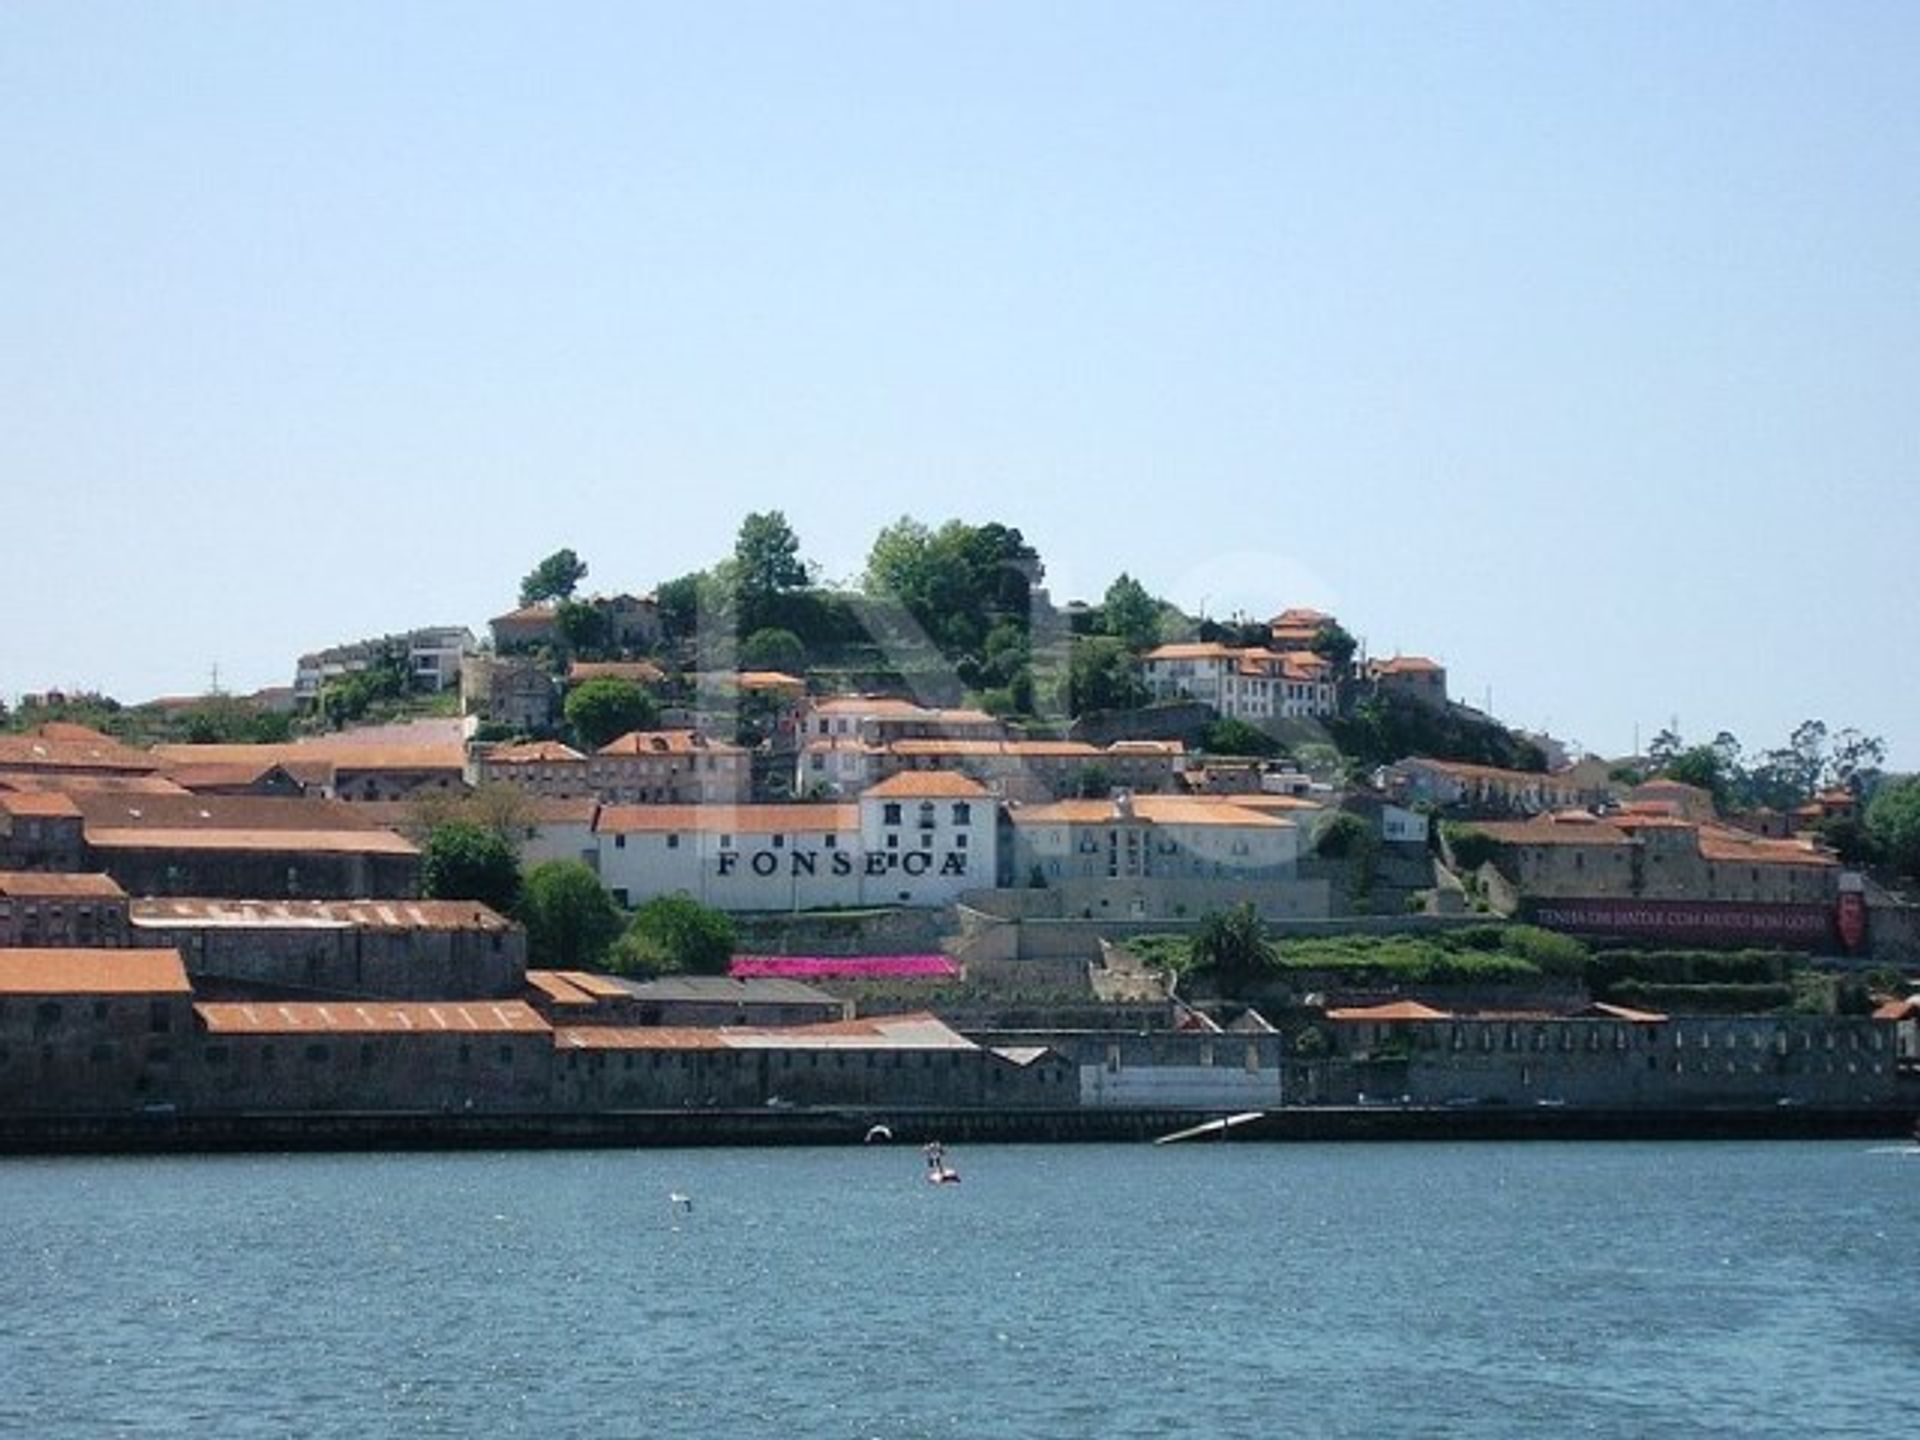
[87,827,420,856]
[0,791,83,818]
[1326,1000,1452,1021]
[860,772,992,799]
[129,898,507,930]
[0,947,190,995]
[196,1001,550,1034]
[594,803,857,835]
[0,872,126,899]
[597,730,746,758]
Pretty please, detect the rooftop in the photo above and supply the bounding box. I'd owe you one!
[196,1001,550,1034]
[129,898,511,931]
[0,947,191,995]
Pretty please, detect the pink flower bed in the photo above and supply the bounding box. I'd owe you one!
[730,954,960,981]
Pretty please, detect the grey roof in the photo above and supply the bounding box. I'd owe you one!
[607,974,840,1006]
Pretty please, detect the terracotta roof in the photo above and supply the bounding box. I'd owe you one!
[129,898,509,930]
[0,732,158,772]
[0,947,190,995]
[1697,828,1837,868]
[72,793,394,833]
[152,741,463,773]
[86,827,421,856]
[1143,643,1239,661]
[597,730,746,758]
[1270,607,1333,627]
[160,761,309,790]
[735,671,806,690]
[806,697,934,717]
[595,803,857,836]
[1105,740,1186,756]
[482,741,587,764]
[549,969,632,1000]
[1871,998,1916,1022]
[0,872,126,899]
[196,1001,550,1035]
[490,604,559,625]
[1370,656,1443,675]
[1,773,192,796]
[525,971,598,1007]
[1326,1000,1452,1021]
[1465,819,1634,847]
[860,772,992,799]
[0,791,83,818]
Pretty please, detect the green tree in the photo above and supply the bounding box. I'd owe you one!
[519,860,624,970]
[734,511,809,600]
[862,516,1040,659]
[564,677,659,750]
[1100,573,1163,652]
[420,822,522,914]
[740,626,807,674]
[1664,745,1732,810]
[655,572,705,644]
[1066,636,1147,715]
[1867,777,1920,881]
[1309,620,1358,671]
[556,599,612,658]
[1202,717,1281,758]
[608,894,738,977]
[520,548,589,606]
[1190,903,1275,989]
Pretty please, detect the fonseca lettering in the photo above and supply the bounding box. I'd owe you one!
[700,846,969,881]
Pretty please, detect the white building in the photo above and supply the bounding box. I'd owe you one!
[1009,793,1327,920]
[294,626,477,703]
[592,773,997,912]
[1141,644,1337,721]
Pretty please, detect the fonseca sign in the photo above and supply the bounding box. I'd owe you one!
[714,849,969,879]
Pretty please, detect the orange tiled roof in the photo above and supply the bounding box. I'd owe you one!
[0,791,83,818]
[196,1001,550,1035]
[525,971,598,1007]
[1326,1000,1451,1021]
[1696,827,1837,868]
[0,947,190,995]
[0,732,159,773]
[1144,642,1239,661]
[87,827,421,856]
[596,730,746,757]
[129,898,509,930]
[0,872,126,899]
[861,771,992,799]
[595,803,857,836]
[483,740,587,764]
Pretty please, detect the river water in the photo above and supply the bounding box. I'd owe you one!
[2,1141,1915,1438]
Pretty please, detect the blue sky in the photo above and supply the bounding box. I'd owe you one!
[3,2,1916,765]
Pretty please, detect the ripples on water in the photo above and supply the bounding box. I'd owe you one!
[2,1141,1916,1438]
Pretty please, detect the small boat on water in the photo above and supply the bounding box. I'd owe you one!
[924,1139,960,1185]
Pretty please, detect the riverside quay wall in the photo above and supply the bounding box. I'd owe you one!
[2,947,1911,1139]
